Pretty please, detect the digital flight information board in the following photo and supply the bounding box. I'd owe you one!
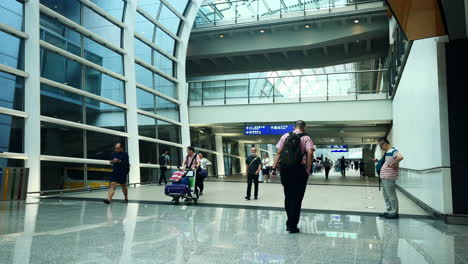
[244,125,295,136]
[328,145,349,152]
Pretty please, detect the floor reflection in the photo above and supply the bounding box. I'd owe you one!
[0,199,467,264]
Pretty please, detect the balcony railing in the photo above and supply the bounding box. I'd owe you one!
[194,0,384,29]
[189,70,389,106]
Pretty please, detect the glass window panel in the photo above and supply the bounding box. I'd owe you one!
[86,130,126,160]
[0,31,24,70]
[85,98,126,132]
[140,167,160,184]
[0,158,24,167]
[40,0,81,24]
[41,122,84,158]
[41,161,84,191]
[138,0,161,19]
[89,0,125,21]
[40,84,83,123]
[135,63,153,88]
[157,120,180,143]
[84,37,123,74]
[86,164,113,188]
[134,38,152,65]
[159,145,182,166]
[139,140,157,164]
[40,48,82,89]
[155,74,176,98]
[158,5,180,35]
[40,14,81,56]
[170,0,189,15]
[154,51,174,77]
[0,1,24,31]
[156,96,179,121]
[82,6,121,47]
[155,27,175,55]
[138,114,156,138]
[135,13,155,41]
[0,72,24,111]
[84,66,125,103]
[0,114,23,153]
[137,88,155,112]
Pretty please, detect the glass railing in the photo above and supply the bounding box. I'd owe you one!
[194,0,384,29]
[385,23,411,97]
[189,70,389,106]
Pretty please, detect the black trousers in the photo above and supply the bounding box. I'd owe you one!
[196,176,205,193]
[159,167,167,184]
[280,165,309,229]
[325,167,331,179]
[340,166,346,176]
[246,173,259,198]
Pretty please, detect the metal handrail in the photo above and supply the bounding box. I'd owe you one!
[399,166,450,172]
[28,181,163,195]
[187,69,388,84]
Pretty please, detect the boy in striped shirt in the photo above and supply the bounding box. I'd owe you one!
[378,137,404,219]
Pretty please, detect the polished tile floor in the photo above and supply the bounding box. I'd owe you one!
[66,181,428,215]
[0,199,467,264]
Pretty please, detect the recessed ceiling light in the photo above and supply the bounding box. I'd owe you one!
[354,19,359,24]
[305,24,310,28]
[219,34,224,38]
[330,139,335,142]
[259,29,265,33]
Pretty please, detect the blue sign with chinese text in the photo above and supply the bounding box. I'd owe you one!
[244,125,294,136]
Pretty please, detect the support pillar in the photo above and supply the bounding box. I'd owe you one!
[215,135,225,177]
[24,0,41,194]
[239,142,247,175]
[362,145,376,177]
[123,0,140,184]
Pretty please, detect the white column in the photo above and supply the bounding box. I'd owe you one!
[238,142,247,175]
[123,0,140,184]
[23,0,41,194]
[215,135,225,177]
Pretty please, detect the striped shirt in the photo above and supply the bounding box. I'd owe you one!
[380,148,400,179]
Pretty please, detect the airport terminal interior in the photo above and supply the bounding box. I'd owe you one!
[0,0,467,263]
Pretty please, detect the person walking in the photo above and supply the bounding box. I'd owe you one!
[245,147,262,200]
[323,157,332,180]
[377,137,404,219]
[339,156,347,177]
[158,150,171,185]
[272,120,315,233]
[197,152,212,195]
[104,143,130,204]
[359,160,365,176]
[262,153,271,183]
[182,146,200,200]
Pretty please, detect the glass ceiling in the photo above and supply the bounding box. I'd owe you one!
[195,0,375,26]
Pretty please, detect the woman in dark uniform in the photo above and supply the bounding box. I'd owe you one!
[104,143,129,204]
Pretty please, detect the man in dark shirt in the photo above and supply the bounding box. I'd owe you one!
[340,156,347,177]
[245,147,262,200]
[104,143,130,204]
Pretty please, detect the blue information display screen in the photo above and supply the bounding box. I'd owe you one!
[328,145,348,152]
[245,125,294,135]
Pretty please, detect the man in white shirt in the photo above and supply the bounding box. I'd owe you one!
[262,153,271,183]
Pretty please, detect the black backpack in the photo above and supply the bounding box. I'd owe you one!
[159,154,166,165]
[279,132,307,168]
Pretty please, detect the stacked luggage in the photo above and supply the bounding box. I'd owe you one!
[164,169,198,205]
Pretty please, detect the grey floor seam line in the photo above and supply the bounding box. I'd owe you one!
[205,180,379,187]
[43,196,432,219]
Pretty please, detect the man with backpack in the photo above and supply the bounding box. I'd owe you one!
[159,150,171,185]
[245,147,262,200]
[271,120,315,233]
[323,158,332,179]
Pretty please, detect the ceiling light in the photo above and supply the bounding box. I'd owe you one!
[330,139,335,142]
[354,19,359,24]
[218,34,224,38]
[259,29,265,33]
[304,24,310,28]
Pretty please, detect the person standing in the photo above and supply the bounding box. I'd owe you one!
[104,143,130,204]
[359,160,365,176]
[323,157,332,180]
[377,137,404,219]
[272,120,315,233]
[339,156,347,177]
[245,147,262,200]
[262,153,271,183]
[197,152,212,195]
[158,150,171,185]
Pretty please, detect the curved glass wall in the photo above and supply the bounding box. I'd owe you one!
[0,0,191,190]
